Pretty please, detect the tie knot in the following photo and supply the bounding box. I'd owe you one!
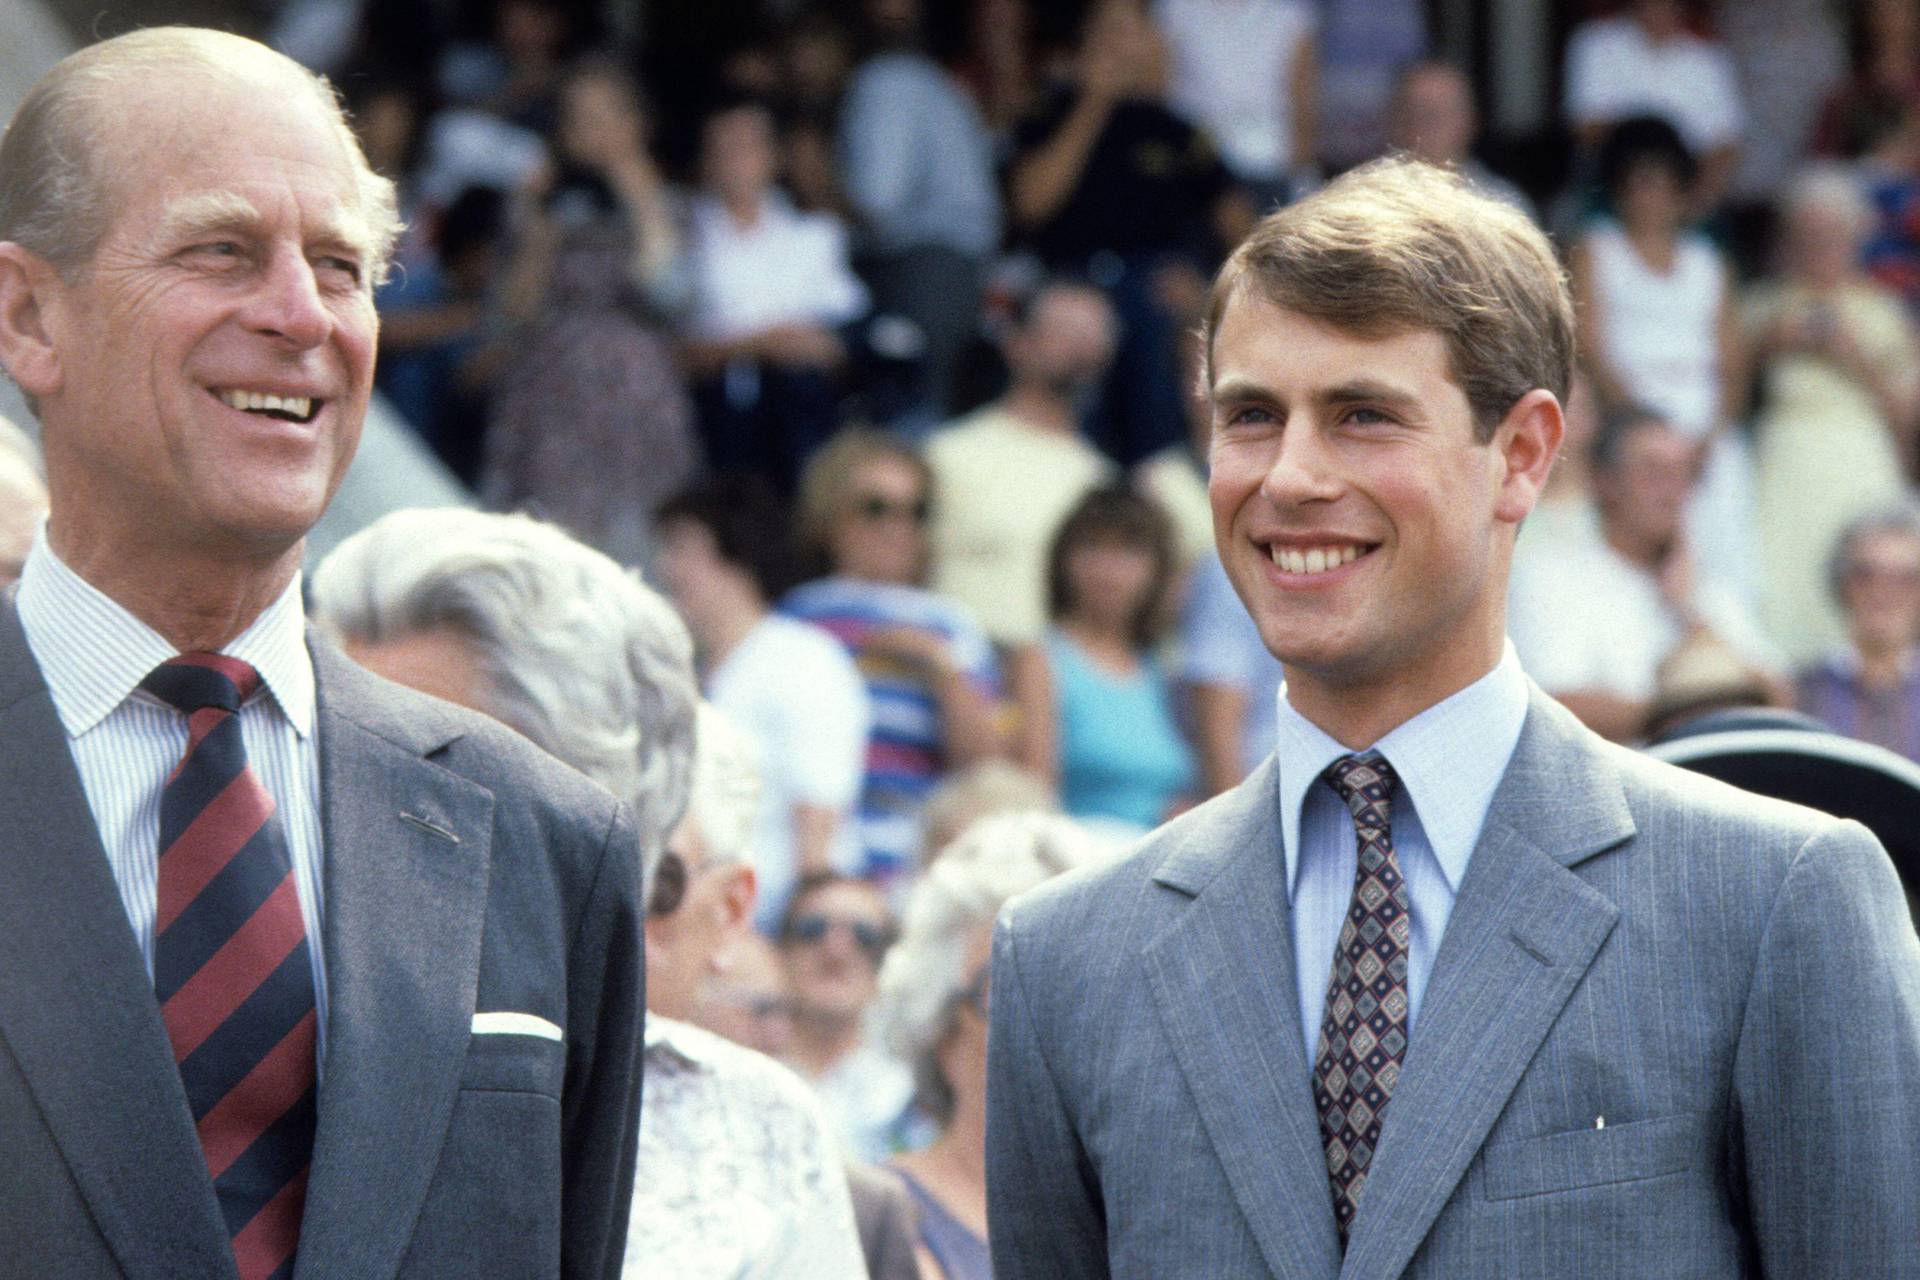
[1323,753,1397,828]
[140,653,261,715]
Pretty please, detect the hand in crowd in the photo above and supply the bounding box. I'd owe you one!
[758,322,847,371]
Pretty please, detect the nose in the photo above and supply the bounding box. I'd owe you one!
[1258,414,1343,507]
[240,246,333,350]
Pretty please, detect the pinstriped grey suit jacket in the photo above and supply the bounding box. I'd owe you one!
[987,687,1920,1279]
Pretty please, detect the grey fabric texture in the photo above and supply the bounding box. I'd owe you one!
[0,599,647,1279]
[987,685,1920,1279]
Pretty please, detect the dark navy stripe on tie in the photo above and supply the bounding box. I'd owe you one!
[154,817,299,1003]
[214,1085,317,1239]
[157,711,250,843]
[177,941,316,1120]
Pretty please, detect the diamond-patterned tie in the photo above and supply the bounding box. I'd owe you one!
[1312,753,1410,1247]
[141,653,316,1280]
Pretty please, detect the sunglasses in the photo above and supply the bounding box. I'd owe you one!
[784,913,895,956]
[853,494,931,525]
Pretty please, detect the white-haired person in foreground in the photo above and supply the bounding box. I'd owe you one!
[310,508,868,1279]
[871,813,1119,1280]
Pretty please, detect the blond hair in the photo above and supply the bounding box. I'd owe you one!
[1203,156,1572,439]
[793,427,934,579]
[0,27,401,282]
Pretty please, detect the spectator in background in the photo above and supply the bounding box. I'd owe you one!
[786,431,1004,895]
[1007,0,1254,465]
[873,813,1114,1280]
[1847,91,1920,317]
[1510,408,1779,742]
[840,0,1002,423]
[926,278,1118,650]
[1312,0,1427,171]
[1030,487,1195,834]
[1570,116,1756,603]
[0,414,46,588]
[1816,0,1920,158]
[1562,0,1744,215]
[918,759,1057,860]
[437,0,584,135]
[1746,168,1919,663]
[655,481,871,931]
[780,872,916,1161]
[1799,507,1920,763]
[481,57,699,564]
[1133,290,1222,571]
[1385,61,1536,221]
[1514,369,1603,561]
[1180,550,1282,796]
[1152,0,1318,206]
[683,95,869,493]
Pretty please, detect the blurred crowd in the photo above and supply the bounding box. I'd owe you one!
[8,0,1920,1274]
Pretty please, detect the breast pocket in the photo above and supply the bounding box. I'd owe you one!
[1481,1113,1700,1201]
[458,1029,567,1099]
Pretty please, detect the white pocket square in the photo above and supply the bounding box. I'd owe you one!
[471,1011,563,1042]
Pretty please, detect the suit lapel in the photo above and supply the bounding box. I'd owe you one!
[1144,758,1345,1280]
[1338,690,1635,1280]
[293,639,495,1280]
[0,602,237,1280]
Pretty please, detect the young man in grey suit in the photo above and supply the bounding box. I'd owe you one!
[986,158,1920,1278]
[0,28,645,1279]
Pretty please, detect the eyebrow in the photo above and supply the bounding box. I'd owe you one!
[154,191,376,262]
[1208,376,1425,412]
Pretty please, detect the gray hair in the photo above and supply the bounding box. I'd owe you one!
[871,812,1118,1126]
[0,26,401,281]
[1782,164,1874,248]
[682,702,762,871]
[310,508,699,890]
[1827,502,1920,603]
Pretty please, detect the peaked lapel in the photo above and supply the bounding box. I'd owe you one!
[1144,758,1345,1280]
[0,600,238,1280]
[292,639,495,1280]
[1338,689,1636,1280]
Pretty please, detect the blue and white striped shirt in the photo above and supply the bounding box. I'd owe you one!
[15,530,330,1065]
[1276,641,1529,1074]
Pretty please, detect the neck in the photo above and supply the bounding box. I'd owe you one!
[1856,638,1910,689]
[1283,627,1504,750]
[695,598,765,670]
[1059,616,1137,663]
[723,192,764,227]
[46,519,299,652]
[787,1006,863,1074]
[921,1099,989,1189]
[1001,384,1076,434]
[1601,522,1663,571]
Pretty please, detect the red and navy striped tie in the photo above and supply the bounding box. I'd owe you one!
[142,653,316,1280]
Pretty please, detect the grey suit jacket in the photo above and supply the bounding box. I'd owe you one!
[0,601,647,1279]
[988,688,1920,1279]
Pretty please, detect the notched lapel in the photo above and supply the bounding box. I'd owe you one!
[0,605,236,1279]
[294,651,495,1280]
[1337,692,1634,1280]
[1144,760,1344,1280]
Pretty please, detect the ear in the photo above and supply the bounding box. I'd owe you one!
[1491,388,1564,526]
[717,863,758,933]
[0,243,66,398]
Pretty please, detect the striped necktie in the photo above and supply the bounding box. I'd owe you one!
[141,653,316,1280]
[1312,753,1410,1248]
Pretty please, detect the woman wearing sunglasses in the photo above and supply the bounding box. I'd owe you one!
[785,430,1008,894]
[872,812,1115,1280]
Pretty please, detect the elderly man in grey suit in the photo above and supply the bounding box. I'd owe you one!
[0,28,645,1280]
[987,157,1920,1279]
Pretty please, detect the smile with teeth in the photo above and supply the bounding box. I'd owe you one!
[1270,544,1368,575]
[214,388,321,424]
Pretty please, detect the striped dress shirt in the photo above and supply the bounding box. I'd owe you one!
[1274,641,1530,1074]
[15,531,330,1067]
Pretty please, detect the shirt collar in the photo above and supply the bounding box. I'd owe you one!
[15,527,315,739]
[644,1014,718,1073]
[1273,640,1530,898]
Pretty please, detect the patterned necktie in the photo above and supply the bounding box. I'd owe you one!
[1312,753,1411,1247]
[141,653,316,1280]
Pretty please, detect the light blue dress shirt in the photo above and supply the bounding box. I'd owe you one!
[1275,642,1530,1074]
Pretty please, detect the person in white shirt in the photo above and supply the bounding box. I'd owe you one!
[655,480,872,932]
[682,95,870,491]
[1152,0,1318,202]
[1562,0,1744,212]
[1509,406,1781,742]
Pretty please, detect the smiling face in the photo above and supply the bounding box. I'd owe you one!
[1207,292,1554,737]
[24,73,377,570]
